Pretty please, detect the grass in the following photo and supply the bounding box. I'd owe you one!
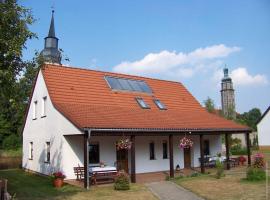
[0,169,157,200]
[172,150,270,200]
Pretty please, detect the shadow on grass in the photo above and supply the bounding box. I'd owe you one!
[0,169,82,200]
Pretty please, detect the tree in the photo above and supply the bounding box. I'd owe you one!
[0,0,35,148]
[203,97,215,113]
[236,108,261,131]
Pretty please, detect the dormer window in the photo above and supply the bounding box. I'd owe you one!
[154,99,166,110]
[135,97,150,109]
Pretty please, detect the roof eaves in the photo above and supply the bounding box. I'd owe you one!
[256,105,270,125]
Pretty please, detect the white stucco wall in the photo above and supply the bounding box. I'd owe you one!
[258,110,270,146]
[65,134,222,177]
[22,70,82,179]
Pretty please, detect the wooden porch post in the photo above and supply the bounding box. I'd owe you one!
[130,135,136,183]
[200,134,205,173]
[84,130,90,189]
[225,133,230,170]
[246,132,251,166]
[169,134,174,178]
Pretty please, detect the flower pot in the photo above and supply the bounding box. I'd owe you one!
[53,178,64,188]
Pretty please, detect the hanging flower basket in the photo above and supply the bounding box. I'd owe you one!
[179,136,193,149]
[116,138,132,150]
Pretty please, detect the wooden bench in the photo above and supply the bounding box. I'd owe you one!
[73,167,84,181]
[73,167,117,185]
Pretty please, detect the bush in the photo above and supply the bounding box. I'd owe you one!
[215,160,224,179]
[230,145,247,155]
[246,167,266,181]
[2,135,21,150]
[114,170,130,190]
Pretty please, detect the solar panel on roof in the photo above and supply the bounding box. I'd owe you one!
[105,76,152,93]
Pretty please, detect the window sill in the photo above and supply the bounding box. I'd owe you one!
[32,118,37,120]
[41,115,47,118]
[163,158,169,160]
[29,158,33,160]
[44,161,50,164]
[150,158,156,160]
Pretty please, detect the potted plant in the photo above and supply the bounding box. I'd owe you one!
[116,138,132,150]
[179,136,193,149]
[52,171,66,188]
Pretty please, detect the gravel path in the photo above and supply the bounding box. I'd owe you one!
[146,181,204,200]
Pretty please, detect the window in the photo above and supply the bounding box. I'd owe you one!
[149,142,155,160]
[29,142,33,160]
[33,101,37,119]
[41,96,47,117]
[105,76,152,93]
[162,141,168,159]
[89,143,100,164]
[135,97,150,109]
[45,142,50,163]
[204,140,210,155]
[154,99,166,110]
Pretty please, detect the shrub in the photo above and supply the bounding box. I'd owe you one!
[230,145,247,155]
[2,135,21,150]
[246,167,266,181]
[215,160,224,179]
[114,170,130,190]
[190,172,200,177]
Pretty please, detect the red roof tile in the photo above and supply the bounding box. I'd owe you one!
[42,64,249,132]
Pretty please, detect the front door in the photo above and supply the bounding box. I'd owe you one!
[116,149,129,173]
[184,147,191,168]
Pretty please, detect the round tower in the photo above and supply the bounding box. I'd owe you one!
[220,68,236,119]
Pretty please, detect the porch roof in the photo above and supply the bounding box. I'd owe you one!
[42,64,250,133]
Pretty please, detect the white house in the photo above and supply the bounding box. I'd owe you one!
[257,106,270,150]
[21,11,253,189]
[22,63,252,188]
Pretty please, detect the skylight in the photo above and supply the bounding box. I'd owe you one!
[135,98,150,109]
[154,99,166,110]
[105,76,152,93]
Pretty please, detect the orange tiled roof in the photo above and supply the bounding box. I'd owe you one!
[41,64,249,132]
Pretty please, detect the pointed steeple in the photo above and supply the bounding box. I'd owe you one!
[41,9,61,64]
[48,10,55,37]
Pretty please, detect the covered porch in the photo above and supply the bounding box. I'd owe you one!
[64,128,252,189]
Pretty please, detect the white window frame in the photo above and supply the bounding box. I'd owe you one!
[29,142,33,160]
[41,96,47,117]
[33,101,37,120]
[45,141,50,163]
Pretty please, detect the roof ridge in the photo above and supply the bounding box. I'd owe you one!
[43,63,183,85]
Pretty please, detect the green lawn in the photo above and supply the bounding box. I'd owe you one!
[0,169,157,200]
[172,150,270,200]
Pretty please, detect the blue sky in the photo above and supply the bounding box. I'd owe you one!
[21,0,270,114]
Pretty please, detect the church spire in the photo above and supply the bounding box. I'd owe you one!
[41,9,61,64]
[48,10,55,37]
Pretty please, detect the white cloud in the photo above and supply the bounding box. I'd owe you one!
[231,67,268,86]
[213,67,268,87]
[112,44,240,79]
